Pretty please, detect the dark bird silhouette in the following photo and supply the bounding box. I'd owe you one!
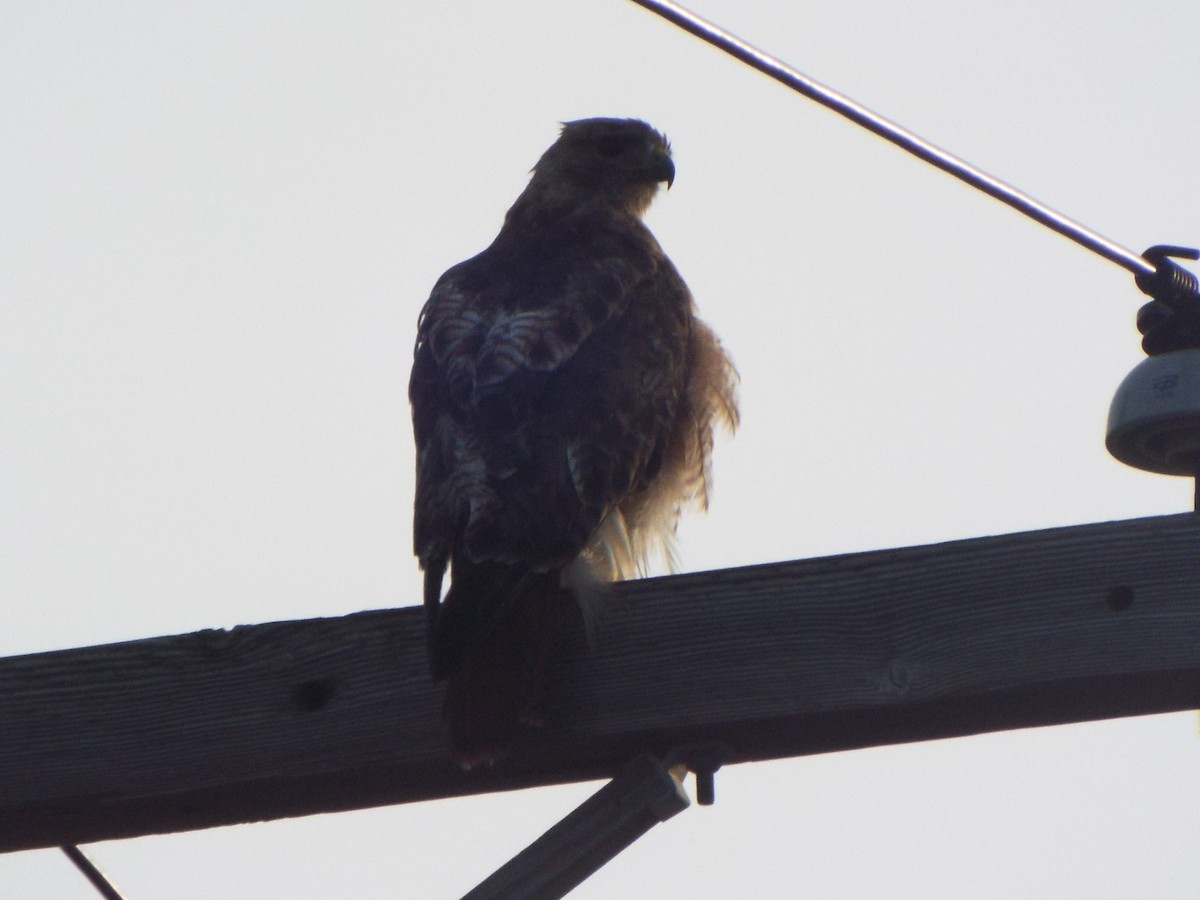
[409,118,738,767]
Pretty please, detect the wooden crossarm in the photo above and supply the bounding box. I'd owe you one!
[2,513,1199,852]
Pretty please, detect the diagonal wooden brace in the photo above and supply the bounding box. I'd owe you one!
[462,754,688,900]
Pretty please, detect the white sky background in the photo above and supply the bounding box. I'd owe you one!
[3,0,1199,896]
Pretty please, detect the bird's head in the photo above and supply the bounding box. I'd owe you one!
[527,118,675,217]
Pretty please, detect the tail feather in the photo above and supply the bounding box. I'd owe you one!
[422,558,448,676]
[427,559,565,767]
[427,559,532,681]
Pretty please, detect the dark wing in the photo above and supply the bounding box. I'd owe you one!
[410,232,691,602]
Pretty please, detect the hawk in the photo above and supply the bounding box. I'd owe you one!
[409,118,738,767]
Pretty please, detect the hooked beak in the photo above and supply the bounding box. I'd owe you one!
[654,154,675,189]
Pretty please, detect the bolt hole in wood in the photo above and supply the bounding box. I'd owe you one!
[292,677,337,712]
[886,660,913,694]
[1105,585,1136,612]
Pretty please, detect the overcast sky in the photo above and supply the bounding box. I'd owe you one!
[3,1,1200,897]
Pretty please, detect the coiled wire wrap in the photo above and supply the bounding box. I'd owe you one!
[1135,246,1200,355]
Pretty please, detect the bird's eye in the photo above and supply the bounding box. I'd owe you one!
[595,135,635,158]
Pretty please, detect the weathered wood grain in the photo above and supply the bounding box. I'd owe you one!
[2,513,1199,851]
